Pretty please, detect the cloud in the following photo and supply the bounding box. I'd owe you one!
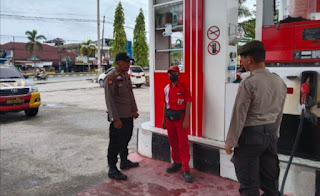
[0,0,149,44]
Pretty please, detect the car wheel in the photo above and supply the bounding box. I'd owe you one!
[135,84,142,88]
[99,79,104,87]
[25,107,39,117]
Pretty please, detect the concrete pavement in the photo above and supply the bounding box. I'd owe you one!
[77,153,242,196]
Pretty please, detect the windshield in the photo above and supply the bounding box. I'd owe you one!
[0,66,23,79]
[106,67,115,74]
[130,67,143,73]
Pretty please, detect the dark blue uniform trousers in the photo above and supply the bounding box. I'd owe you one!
[231,124,281,196]
[108,117,133,168]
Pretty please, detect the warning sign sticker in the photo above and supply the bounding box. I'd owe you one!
[207,26,220,40]
[207,41,221,55]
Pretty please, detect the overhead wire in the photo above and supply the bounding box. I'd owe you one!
[0,14,135,30]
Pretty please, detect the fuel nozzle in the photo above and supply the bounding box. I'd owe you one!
[300,77,310,106]
[300,77,318,126]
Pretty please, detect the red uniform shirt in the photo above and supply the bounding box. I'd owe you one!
[164,81,192,110]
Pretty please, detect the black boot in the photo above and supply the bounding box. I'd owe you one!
[166,162,182,173]
[182,171,192,183]
[108,167,127,180]
[120,160,139,170]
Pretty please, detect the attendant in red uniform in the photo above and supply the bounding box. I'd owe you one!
[161,65,192,183]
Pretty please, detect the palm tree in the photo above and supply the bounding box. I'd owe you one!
[237,0,255,45]
[25,30,47,70]
[238,18,256,44]
[80,39,96,72]
[238,0,252,18]
[80,39,96,57]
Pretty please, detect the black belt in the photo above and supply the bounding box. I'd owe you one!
[243,123,275,132]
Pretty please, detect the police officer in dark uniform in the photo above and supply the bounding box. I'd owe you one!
[225,41,287,196]
[104,52,139,180]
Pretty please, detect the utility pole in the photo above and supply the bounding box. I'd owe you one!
[97,0,101,74]
[101,16,105,72]
[13,36,15,67]
[58,45,61,72]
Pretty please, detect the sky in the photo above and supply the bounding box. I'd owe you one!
[0,0,255,45]
[0,0,149,44]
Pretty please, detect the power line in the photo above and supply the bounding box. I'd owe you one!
[0,14,135,29]
[0,10,96,17]
[0,35,82,43]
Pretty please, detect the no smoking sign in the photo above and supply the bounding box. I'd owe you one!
[207,26,220,40]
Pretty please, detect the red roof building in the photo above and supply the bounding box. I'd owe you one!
[0,42,76,71]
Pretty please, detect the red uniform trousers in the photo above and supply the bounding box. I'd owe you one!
[165,114,190,171]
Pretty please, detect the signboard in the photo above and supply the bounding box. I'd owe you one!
[76,56,88,63]
[5,50,12,58]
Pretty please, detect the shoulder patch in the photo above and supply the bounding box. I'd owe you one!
[242,72,253,82]
[107,76,114,85]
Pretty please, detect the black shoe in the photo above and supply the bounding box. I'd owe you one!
[182,171,192,183]
[108,167,127,180]
[120,160,139,170]
[166,162,182,173]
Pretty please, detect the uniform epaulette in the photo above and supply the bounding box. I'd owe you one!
[106,69,119,85]
[107,69,119,77]
[271,72,279,76]
[242,72,253,82]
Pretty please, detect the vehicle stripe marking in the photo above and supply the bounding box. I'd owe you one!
[0,83,12,87]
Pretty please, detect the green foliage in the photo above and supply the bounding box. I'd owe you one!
[171,39,183,65]
[238,18,256,45]
[238,0,251,18]
[171,52,182,65]
[80,39,96,57]
[237,0,255,46]
[133,9,149,66]
[112,2,127,60]
[25,29,47,54]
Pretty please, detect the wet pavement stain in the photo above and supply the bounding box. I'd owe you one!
[77,153,241,196]
[43,103,69,108]
[14,176,50,188]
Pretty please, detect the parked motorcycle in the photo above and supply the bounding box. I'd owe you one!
[33,73,48,81]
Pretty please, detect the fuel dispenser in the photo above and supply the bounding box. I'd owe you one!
[280,71,318,195]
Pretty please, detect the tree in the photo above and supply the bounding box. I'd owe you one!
[171,38,183,65]
[80,39,96,72]
[238,0,252,18]
[133,8,149,66]
[238,18,256,44]
[237,0,255,46]
[25,29,46,70]
[25,29,47,55]
[80,39,96,57]
[112,2,127,61]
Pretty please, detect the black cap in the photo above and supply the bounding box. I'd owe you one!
[115,52,134,61]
